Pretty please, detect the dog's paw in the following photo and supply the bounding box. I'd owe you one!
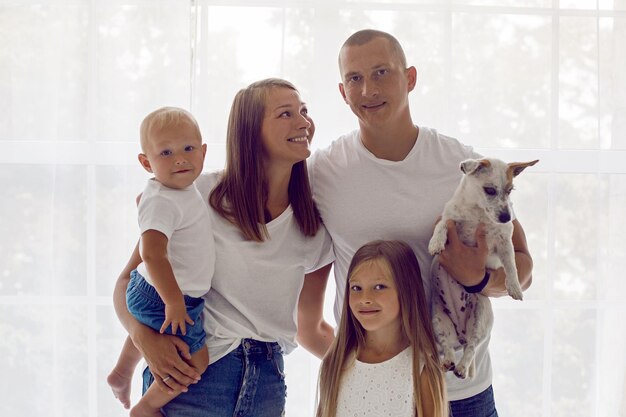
[428,236,446,255]
[506,281,524,301]
[441,348,456,371]
[442,358,455,372]
[453,364,469,379]
[441,358,456,371]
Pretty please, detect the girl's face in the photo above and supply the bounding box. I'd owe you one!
[260,87,312,167]
[348,259,402,336]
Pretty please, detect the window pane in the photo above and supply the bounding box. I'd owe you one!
[95,166,145,297]
[0,165,87,296]
[490,307,544,417]
[560,0,597,9]
[453,0,551,6]
[553,174,606,300]
[600,17,626,150]
[0,305,89,416]
[552,308,596,417]
[0,4,90,141]
[95,2,192,141]
[451,13,552,148]
[559,17,599,149]
[600,0,626,10]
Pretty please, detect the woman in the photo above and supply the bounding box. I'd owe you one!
[113,78,334,416]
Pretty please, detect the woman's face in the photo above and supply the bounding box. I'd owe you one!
[260,87,313,167]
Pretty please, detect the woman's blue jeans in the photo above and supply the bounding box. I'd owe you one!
[142,339,286,417]
[450,385,499,417]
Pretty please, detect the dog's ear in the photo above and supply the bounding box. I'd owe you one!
[508,159,539,177]
[460,159,491,175]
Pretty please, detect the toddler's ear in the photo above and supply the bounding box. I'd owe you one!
[138,153,153,173]
[202,143,207,158]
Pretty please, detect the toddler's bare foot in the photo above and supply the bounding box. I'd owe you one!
[107,369,132,409]
[130,402,165,417]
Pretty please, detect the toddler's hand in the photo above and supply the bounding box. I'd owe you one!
[161,301,194,335]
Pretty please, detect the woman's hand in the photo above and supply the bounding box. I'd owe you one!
[113,241,202,394]
[131,325,202,393]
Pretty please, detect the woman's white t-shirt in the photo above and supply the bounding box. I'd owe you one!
[195,172,334,363]
[336,348,420,417]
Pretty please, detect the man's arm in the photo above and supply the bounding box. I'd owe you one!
[296,263,334,359]
[482,219,532,297]
[113,242,200,393]
[438,219,533,298]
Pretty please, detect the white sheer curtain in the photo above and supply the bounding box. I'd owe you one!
[1,1,625,416]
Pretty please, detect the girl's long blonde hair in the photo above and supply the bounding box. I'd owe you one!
[209,78,321,241]
[316,240,448,417]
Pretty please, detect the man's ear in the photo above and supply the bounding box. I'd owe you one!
[138,153,153,173]
[406,66,417,92]
[339,82,348,104]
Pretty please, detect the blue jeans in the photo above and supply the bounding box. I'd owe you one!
[142,339,286,417]
[127,270,206,354]
[450,385,499,417]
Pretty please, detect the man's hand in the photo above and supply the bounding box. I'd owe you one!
[438,220,489,287]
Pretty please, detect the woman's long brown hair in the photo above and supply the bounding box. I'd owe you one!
[209,78,320,241]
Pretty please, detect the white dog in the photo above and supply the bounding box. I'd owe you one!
[428,157,538,379]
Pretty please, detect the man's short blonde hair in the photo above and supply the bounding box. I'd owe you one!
[339,29,407,71]
[139,107,201,152]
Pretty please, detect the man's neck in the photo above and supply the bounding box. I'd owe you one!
[360,122,419,162]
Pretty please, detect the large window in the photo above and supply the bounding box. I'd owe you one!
[1,1,625,416]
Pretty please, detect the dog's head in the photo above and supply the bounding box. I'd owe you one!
[459,158,539,224]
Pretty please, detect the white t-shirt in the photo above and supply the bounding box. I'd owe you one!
[309,126,491,401]
[195,172,335,363]
[136,179,215,298]
[336,348,418,417]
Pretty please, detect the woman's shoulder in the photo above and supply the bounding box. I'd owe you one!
[194,170,223,200]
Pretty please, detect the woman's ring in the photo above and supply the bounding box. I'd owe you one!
[162,375,171,383]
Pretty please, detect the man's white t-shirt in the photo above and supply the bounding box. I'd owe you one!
[308,126,491,401]
[195,172,335,363]
[136,179,215,297]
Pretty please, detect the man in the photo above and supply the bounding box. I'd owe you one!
[297,29,533,416]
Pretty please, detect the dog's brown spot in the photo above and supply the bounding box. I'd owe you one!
[460,306,466,312]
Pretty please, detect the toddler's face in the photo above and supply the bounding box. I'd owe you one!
[140,118,206,189]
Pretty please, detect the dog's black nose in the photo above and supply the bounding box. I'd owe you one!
[498,212,511,223]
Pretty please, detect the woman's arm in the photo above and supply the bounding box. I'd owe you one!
[296,263,334,359]
[113,242,201,393]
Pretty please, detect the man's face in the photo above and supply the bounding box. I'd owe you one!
[338,37,416,129]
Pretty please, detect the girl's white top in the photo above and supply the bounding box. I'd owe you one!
[336,347,420,417]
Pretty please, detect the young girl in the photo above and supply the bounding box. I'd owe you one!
[316,240,448,417]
